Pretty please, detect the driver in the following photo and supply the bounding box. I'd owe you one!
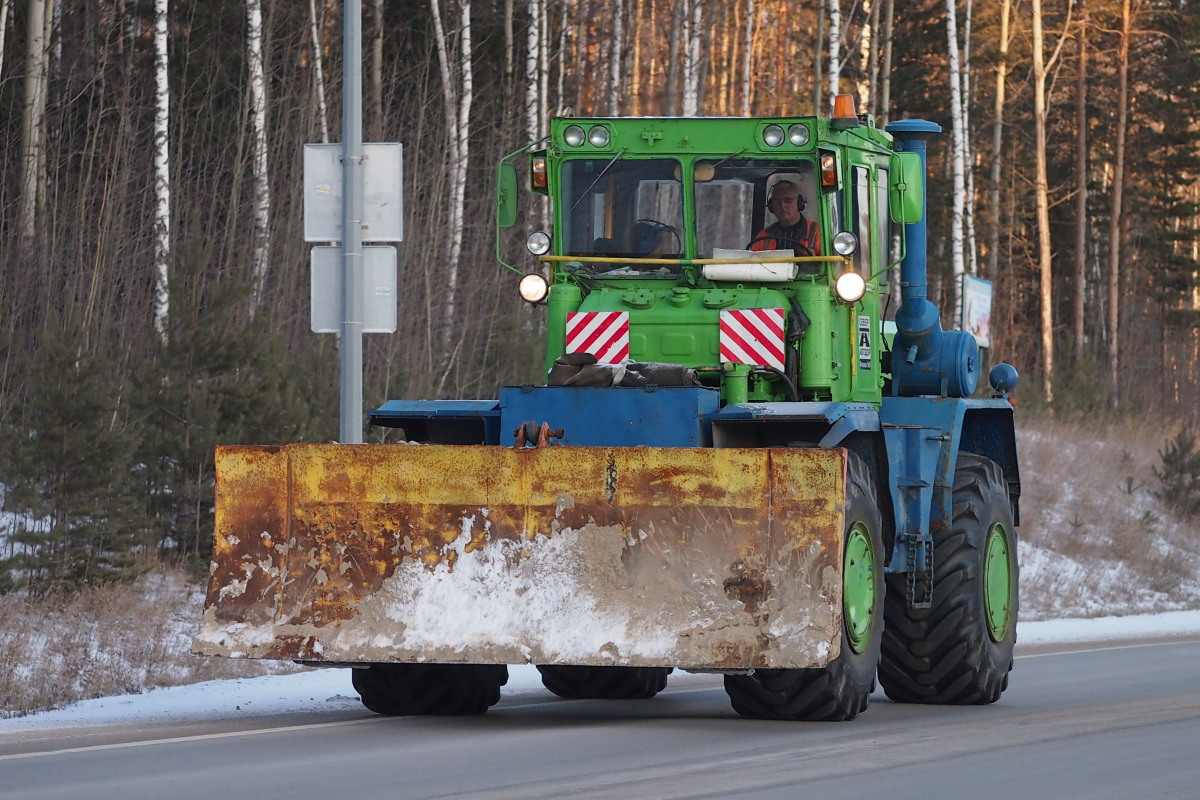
[750,181,821,254]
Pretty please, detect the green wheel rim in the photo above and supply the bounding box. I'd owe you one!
[843,522,876,654]
[983,523,1013,642]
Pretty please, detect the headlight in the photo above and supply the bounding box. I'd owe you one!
[788,124,809,146]
[588,125,610,147]
[518,273,550,304]
[833,231,858,256]
[835,271,867,304]
[526,231,551,255]
[763,124,785,147]
[563,125,585,147]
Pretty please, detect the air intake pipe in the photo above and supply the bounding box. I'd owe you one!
[885,120,978,398]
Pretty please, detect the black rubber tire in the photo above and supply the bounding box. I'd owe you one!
[723,453,884,721]
[536,665,672,700]
[878,452,1019,705]
[351,663,508,715]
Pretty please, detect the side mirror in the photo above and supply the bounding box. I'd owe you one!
[889,152,924,224]
[496,162,518,229]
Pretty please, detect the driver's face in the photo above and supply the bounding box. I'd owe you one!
[770,190,803,226]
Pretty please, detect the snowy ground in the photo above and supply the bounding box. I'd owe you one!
[3,610,1199,734]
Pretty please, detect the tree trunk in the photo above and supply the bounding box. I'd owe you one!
[681,0,702,115]
[153,0,171,340]
[879,0,893,124]
[308,0,330,143]
[0,0,11,78]
[1073,0,1088,357]
[741,0,756,115]
[827,0,841,106]
[665,0,685,115]
[18,0,52,248]
[946,0,966,323]
[986,0,1011,279]
[1030,0,1072,405]
[246,0,271,315]
[371,0,384,139]
[609,0,623,114]
[1108,0,1131,408]
[962,0,977,278]
[524,0,541,140]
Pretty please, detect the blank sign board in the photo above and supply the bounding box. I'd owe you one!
[311,245,397,334]
[304,143,403,242]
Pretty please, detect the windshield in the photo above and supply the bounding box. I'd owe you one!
[560,158,683,276]
[693,159,822,262]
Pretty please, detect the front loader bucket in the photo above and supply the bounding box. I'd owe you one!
[195,444,846,670]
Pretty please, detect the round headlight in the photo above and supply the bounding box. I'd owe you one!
[835,271,867,304]
[588,125,610,147]
[563,125,585,147]
[833,231,859,256]
[788,124,810,146]
[518,273,550,304]
[763,124,785,147]
[526,231,551,256]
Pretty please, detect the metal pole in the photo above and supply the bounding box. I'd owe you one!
[340,0,364,443]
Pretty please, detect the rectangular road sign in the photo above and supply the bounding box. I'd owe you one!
[311,245,397,333]
[304,143,403,242]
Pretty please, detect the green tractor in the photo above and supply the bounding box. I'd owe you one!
[197,97,1020,721]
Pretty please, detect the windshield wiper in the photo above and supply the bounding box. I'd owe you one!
[569,148,628,214]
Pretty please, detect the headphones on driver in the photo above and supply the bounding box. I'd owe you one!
[766,181,806,214]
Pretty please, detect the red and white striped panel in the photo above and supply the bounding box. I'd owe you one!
[720,308,786,371]
[566,311,630,364]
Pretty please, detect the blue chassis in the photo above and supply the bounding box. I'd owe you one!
[371,387,1019,588]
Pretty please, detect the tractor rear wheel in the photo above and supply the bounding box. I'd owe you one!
[723,453,884,721]
[351,663,508,715]
[536,665,672,700]
[878,452,1018,704]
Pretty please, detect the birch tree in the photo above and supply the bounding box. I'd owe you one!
[986,0,1012,279]
[1073,0,1089,357]
[308,0,330,143]
[430,0,473,371]
[608,0,623,114]
[18,0,53,247]
[946,0,966,321]
[827,0,841,105]
[524,0,543,141]
[246,0,271,314]
[1031,0,1073,404]
[740,0,757,116]
[0,0,11,78]
[879,0,893,124]
[153,0,171,340]
[1107,0,1131,408]
[681,0,703,115]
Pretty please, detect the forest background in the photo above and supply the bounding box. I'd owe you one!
[0,0,1198,594]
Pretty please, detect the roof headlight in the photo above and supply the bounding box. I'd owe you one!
[763,124,785,147]
[518,273,550,304]
[835,271,867,304]
[526,231,551,256]
[563,125,586,147]
[788,124,810,146]
[588,125,610,147]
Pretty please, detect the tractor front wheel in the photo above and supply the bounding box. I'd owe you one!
[879,452,1018,704]
[351,663,508,715]
[723,452,884,721]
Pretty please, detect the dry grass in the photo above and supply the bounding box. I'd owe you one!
[1,419,1197,717]
[0,567,294,718]
[1017,417,1200,619]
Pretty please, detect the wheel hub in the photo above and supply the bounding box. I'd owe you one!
[983,523,1013,642]
[843,522,876,653]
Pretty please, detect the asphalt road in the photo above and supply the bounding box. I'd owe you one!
[3,638,1199,800]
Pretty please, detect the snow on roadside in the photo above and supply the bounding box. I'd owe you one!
[3,610,1199,735]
